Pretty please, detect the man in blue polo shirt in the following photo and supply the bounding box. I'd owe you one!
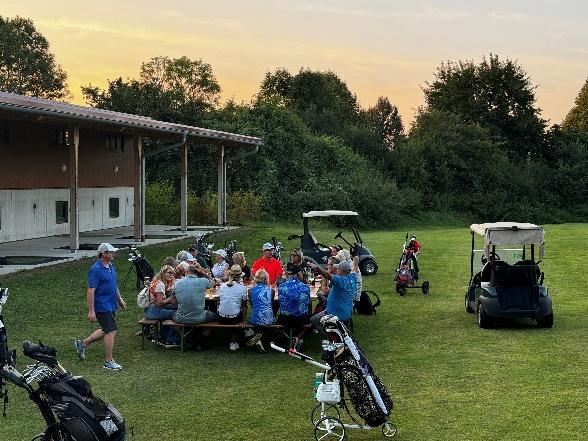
[75,243,127,370]
[309,260,356,337]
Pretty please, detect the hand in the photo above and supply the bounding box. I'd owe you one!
[353,256,359,265]
[118,298,127,309]
[88,311,96,322]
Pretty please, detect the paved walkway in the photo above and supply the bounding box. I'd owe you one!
[0,225,236,276]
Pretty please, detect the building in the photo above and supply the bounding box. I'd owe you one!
[0,91,262,249]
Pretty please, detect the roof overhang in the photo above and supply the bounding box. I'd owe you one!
[470,222,545,258]
[303,210,359,218]
[0,92,263,149]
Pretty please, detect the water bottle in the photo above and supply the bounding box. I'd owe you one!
[313,372,324,398]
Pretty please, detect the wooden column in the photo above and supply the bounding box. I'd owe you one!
[180,141,188,232]
[217,145,226,226]
[133,135,143,241]
[68,126,80,252]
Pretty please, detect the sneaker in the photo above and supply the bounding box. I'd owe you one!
[255,341,266,354]
[246,333,262,347]
[74,339,85,361]
[229,342,239,351]
[103,359,122,370]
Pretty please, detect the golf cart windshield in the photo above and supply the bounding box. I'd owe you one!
[470,222,545,260]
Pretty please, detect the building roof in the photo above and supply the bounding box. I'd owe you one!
[0,91,262,148]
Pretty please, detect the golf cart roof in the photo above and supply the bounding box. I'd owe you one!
[470,222,545,258]
[303,211,358,218]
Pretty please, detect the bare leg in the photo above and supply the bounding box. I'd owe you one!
[103,331,116,361]
[83,329,105,348]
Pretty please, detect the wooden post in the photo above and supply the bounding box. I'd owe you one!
[217,145,225,226]
[180,141,188,232]
[133,135,143,240]
[68,126,79,252]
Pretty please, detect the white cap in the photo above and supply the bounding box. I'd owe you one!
[262,242,274,251]
[213,249,227,258]
[98,243,118,253]
[186,255,196,262]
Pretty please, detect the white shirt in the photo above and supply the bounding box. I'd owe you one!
[218,282,247,317]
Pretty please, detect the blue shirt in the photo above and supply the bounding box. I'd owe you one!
[87,260,118,313]
[325,274,356,321]
[249,283,275,326]
[278,277,310,317]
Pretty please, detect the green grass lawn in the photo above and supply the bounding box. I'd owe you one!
[1,222,586,440]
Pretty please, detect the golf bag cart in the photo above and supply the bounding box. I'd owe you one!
[0,288,126,440]
[124,246,155,290]
[271,315,396,440]
[288,211,378,276]
[394,234,429,296]
[464,222,553,328]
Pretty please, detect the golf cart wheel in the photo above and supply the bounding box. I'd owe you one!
[398,286,406,296]
[311,403,341,426]
[477,303,491,329]
[314,416,345,441]
[421,281,430,294]
[360,259,378,276]
[537,312,554,328]
[465,293,474,313]
[382,421,398,438]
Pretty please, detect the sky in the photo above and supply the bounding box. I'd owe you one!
[3,0,588,125]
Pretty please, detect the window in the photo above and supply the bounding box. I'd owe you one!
[55,129,69,146]
[55,201,68,224]
[0,123,9,144]
[109,198,120,218]
[106,135,125,152]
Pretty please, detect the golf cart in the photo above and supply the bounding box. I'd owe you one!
[464,222,553,328]
[287,211,378,275]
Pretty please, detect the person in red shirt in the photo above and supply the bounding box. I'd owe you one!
[251,242,284,285]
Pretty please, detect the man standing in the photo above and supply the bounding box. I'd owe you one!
[251,242,284,285]
[75,243,126,370]
[309,260,356,337]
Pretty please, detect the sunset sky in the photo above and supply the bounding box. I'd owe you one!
[3,0,588,125]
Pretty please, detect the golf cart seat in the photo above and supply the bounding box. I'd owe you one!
[302,231,330,252]
[491,263,538,287]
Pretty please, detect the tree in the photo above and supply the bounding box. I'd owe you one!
[363,96,405,150]
[0,16,69,100]
[562,78,588,132]
[422,54,546,160]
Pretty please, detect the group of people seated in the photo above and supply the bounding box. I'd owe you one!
[141,240,363,353]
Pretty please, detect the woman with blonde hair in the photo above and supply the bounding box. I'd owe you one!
[232,252,251,281]
[245,269,276,353]
[144,264,179,344]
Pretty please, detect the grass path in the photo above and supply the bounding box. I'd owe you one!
[0,222,586,440]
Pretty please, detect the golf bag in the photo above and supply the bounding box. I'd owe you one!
[40,373,126,441]
[128,247,155,289]
[321,316,393,427]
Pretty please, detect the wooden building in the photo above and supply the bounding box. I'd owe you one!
[0,92,262,249]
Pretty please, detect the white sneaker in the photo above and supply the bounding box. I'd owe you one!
[229,342,239,351]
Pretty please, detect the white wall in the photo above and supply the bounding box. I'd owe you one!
[0,187,134,243]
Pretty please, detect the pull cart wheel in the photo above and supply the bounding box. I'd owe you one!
[381,421,397,437]
[311,403,341,426]
[398,287,406,296]
[314,416,345,441]
[421,281,430,294]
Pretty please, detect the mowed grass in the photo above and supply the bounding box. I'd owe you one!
[0,222,586,440]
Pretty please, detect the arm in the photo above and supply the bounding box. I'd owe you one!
[86,288,96,322]
[117,288,126,309]
[309,262,332,281]
[352,256,360,273]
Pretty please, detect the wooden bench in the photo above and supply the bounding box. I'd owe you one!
[160,320,312,352]
[137,318,160,350]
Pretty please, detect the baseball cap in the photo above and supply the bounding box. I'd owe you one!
[262,242,274,251]
[98,243,118,253]
[333,260,352,272]
[176,250,190,261]
[186,255,196,262]
[213,249,227,258]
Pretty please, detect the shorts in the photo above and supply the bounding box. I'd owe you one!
[218,313,243,325]
[277,314,309,328]
[96,311,118,333]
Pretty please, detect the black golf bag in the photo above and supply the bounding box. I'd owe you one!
[128,247,155,289]
[321,318,393,427]
[40,373,126,441]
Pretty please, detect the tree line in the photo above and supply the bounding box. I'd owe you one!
[2,16,587,226]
